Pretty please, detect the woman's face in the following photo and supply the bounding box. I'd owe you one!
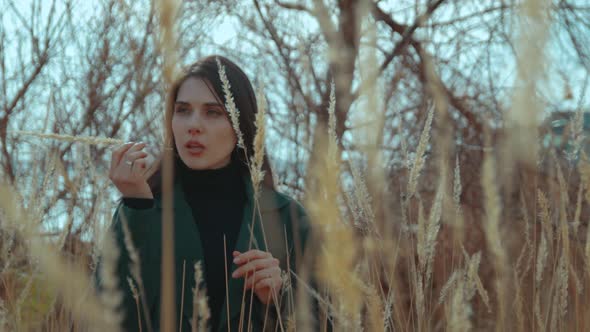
[172,77,237,170]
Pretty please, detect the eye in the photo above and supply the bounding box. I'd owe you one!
[175,107,189,113]
[207,109,222,116]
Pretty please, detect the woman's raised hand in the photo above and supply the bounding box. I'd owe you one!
[109,142,156,199]
[231,250,283,305]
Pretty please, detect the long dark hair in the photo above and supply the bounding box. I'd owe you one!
[146,55,275,197]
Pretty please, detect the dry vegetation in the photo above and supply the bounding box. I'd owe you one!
[2,0,590,331]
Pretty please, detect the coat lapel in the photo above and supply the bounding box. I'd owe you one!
[155,179,206,266]
[217,174,266,331]
[154,179,205,329]
[217,174,290,331]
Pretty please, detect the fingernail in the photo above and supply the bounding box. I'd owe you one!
[233,257,240,264]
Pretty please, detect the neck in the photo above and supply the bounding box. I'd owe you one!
[176,158,245,199]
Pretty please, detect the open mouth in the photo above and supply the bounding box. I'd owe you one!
[187,146,205,154]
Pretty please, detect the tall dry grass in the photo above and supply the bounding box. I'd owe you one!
[4,75,590,332]
[3,1,590,332]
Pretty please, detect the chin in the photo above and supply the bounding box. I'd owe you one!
[183,160,211,170]
[179,153,228,170]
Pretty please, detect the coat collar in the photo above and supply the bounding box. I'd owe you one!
[153,172,290,212]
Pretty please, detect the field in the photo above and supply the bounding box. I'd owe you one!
[1,0,590,331]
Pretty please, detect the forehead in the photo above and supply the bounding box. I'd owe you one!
[176,77,220,105]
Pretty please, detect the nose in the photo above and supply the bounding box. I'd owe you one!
[187,111,203,135]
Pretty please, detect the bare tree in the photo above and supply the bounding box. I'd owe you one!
[1,0,223,239]
[212,0,589,198]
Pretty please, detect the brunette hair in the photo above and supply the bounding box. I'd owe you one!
[146,55,275,196]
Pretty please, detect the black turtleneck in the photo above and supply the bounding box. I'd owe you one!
[123,159,247,331]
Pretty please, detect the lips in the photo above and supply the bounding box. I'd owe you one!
[185,140,205,149]
[185,140,206,156]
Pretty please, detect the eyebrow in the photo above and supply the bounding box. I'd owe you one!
[174,101,224,108]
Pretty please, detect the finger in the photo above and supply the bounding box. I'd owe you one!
[125,142,147,155]
[233,251,241,257]
[243,271,266,290]
[233,258,276,278]
[243,267,280,289]
[111,142,135,170]
[254,276,281,292]
[124,150,149,163]
[234,249,272,264]
[142,153,160,178]
[131,156,149,174]
[232,257,278,278]
[114,142,145,169]
[243,266,275,286]
[119,143,147,168]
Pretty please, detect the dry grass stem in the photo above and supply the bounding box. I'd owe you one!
[96,229,124,331]
[438,271,459,305]
[446,279,471,332]
[179,260,186,332]
[482,139,504,269]
[327,79,338,163]
[460,248,490,312]
[537,190,554,248]
[155,0,180,84]
[568,105,585,163]
[407,104,435,197]
[127,277,142,332]
[0,182,118,331]
[119,215,154,332]
[223,235,231,332]
[513,270,525,331]
[452,154,464,243]
[7,130,125,146]
[216,57,245,149]
[190,261,210,332]
[423,178,444,287]
[397,111,409,169]
[349,162,375,228]
[250,78,267,200]
[507,0,551,166]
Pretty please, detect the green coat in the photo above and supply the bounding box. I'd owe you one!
[95,174,311,332]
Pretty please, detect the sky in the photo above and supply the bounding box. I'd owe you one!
[5,0,588,112]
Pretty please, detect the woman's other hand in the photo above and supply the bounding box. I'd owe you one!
[231,249,283,305]
[109,142,156,199]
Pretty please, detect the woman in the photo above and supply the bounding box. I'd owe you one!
[94,55,312,332]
